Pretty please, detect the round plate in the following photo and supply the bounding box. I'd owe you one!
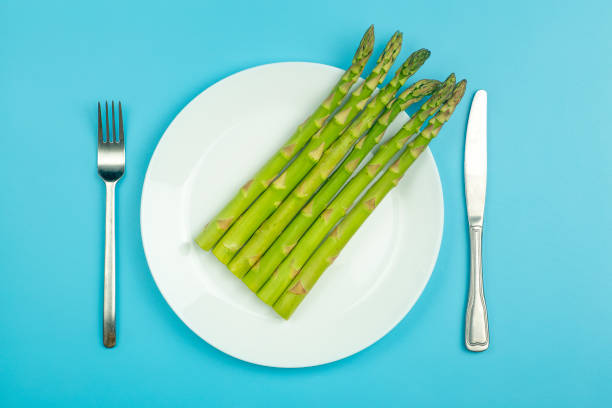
[141,62,444,368]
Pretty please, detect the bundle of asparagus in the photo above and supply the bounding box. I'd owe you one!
[194,25,466,319]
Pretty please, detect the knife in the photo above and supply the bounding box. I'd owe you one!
[464,90,489,352]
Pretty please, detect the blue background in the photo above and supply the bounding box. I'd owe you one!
[1,0,611,406]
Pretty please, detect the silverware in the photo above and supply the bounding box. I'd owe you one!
[97,101,125,348]
[464,90,489,352]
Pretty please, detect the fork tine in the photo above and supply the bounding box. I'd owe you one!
[98,102,103,144]
[118,101,124,145]
[105,101,110,143]
[112,101,117,143]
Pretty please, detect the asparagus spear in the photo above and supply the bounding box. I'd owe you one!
[212,34,410,264]
[274,80,467,319]
[229,77,436,279]
[240,79,439,290]
[257,74,457,304]
[194,26,376,251]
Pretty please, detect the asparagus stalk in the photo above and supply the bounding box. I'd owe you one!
[212,33,410,264]
[257,74,457,304]
[241,79,439,290]
[274,80,467,319]
[229,73,435,278]
[194,26,376,250]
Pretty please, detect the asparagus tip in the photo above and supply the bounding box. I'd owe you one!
[376,31,403,64]
[430,73,456,105]
[424,79,468,137]
[397,48,431,77]
[412,79,442,97]
[353,25,375,64]
[451,80,468,103]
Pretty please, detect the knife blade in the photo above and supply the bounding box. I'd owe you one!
[465,90,487,227]
[464,90,489,352]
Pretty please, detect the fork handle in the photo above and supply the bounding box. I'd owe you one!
[103,181,117,348]
[465,225,489,351]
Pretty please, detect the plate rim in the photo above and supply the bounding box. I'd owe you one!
[140,61,444,367]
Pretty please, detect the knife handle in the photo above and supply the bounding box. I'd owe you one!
[465,225,489,351]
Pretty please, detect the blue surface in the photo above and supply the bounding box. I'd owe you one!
[1,0,611,406]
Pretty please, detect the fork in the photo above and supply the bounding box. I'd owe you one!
[97,101,125,348]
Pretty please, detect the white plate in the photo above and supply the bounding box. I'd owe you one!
[141,62,444,368]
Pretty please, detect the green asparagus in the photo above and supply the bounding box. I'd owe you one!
[257,74,457,305]
[212,33,408,264]
[241,79,439,291]
[228,62,434,278]
[194,25,376,250]
[274,80,467,319]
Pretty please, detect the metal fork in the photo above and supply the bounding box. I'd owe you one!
[97,101,125,348]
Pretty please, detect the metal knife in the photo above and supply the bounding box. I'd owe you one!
[464,90,489,352]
